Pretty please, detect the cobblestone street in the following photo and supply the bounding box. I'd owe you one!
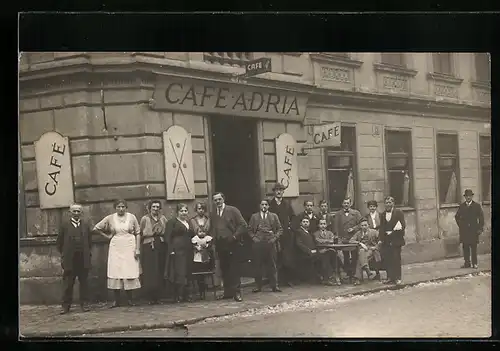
[97,273,490,338]
[20,254,491,338]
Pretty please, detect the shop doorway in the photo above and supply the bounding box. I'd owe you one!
[210,115,261,223]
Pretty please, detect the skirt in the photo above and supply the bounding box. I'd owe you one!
[107,278,141,290]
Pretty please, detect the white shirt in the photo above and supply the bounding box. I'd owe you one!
[466,201,472,207]
[217,204,226,217]
[385,210,393,222]
[192,235,213,263]
[261,211,268,220]
[370,212,377,228]
[275,198,282,206]
[71,218,80,228]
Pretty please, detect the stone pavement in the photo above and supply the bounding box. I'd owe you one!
[20,254,491,338]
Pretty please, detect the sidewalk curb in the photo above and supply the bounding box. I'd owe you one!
[24,269,490,338]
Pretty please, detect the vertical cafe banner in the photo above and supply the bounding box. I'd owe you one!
[275,133,299,197]
[34,131,75,209]
[163,125,196,200]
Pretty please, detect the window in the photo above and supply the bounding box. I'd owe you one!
[437,134,460,205]
[475,53,491,82]
[479,136,491,203]
[381,53,405,66]
[385,130,413,207]
[432,53,453,75]
[326,126,356,210]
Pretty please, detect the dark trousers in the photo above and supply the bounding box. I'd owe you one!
[385,244,402,281]
[342,249,358,277]
[463,243,478,266]
[253,241,278,289]
[318,251,338,281]
[62,251,89,307]
[217,239,242,296]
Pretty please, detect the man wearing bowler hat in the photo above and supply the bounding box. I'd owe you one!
[455,189,484,269]
[269,182,297,287]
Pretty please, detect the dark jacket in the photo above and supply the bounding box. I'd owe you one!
[56,218,94,271]
[268,197,295,231]
[294,211,320,234]
[334,208,363,242]
[248,211,283,243]
[455,201,484,245]
[164,218,195,284]
[379,209,406,247]
[268,197,296,267]
[210,204,248,242]
[295,227,317,257]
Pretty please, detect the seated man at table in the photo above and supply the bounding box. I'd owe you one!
[313,219,342,286]
[295,217,322,284]
[349,217,381,285]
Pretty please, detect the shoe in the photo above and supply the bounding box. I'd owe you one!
[234,293,243,302]
[110,301,120,308]
[322,281,335,286]
[80,304,90,312]
[286,282,294,288]
[60,306,70,315]
[126,300,135,306]
[353,279,361,286]
[383,280,394,285]
[395,280,403,286]
[252,288,262,293]
[472,264,478,269]
[461,264,471,268]
[272,287,282,292]
[373,273,381,281]
[334,278,342,286]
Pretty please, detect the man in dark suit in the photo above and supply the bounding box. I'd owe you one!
[56,203,94,314]
[268,182,296,287]
[294,200,320,235]
[318,200,335,232]
[295,217,321,283]
[455,189,485,269]
[334,198,362,282]
[379,196,406,286]
[210,192,248,302]
[248,199,283,293]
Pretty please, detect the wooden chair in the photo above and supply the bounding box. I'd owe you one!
[191,270,217,300]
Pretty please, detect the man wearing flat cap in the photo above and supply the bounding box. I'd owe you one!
[455,189,484,269]
[56,203,95,314]
[268,182,297,287]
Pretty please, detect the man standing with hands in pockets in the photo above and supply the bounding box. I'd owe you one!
[455,189,484,269]
[248,199,283,293]
[379,196,406,286]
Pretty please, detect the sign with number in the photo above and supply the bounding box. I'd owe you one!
[34,131,74,209]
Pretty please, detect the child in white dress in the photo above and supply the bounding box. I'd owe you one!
[191,232,214,300]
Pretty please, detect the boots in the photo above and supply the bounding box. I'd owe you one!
[111,290,121,308]
[125,290,135,306]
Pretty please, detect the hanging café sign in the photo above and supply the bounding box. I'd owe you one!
[150,78,308,121]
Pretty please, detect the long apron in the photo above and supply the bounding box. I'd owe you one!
[107,215,141,280]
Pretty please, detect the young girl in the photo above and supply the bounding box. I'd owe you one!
[191,229,214,300]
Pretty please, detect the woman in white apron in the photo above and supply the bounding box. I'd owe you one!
[94,199,141,307]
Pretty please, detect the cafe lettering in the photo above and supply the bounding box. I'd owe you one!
[34,132,74,209]
[275,133,299,197]
[165,83,300,115]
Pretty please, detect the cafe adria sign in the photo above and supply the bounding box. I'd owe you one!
[34,131,75,209]
[150,78,308,122]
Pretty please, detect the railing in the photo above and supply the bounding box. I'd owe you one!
[203,52,252,67]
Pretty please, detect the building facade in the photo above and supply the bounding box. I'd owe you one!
[19,52,491,303]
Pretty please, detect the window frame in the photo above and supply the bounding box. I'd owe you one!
[479,135,491,204]
[474,53,491,83]
[325,125,357,212]
[436,132,461,206]
[432,53,454,76]
[380,53,405,67]
[384,128,414,208]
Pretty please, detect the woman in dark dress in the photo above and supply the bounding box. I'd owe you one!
[164,203,194,303]
[140,200,168,304]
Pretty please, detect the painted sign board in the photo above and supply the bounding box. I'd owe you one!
[309,122,341,148]
[244,57,272,77]
[275,133,299,197]
[151,77,308,122]
[163,125,195,200]
[34,131,74,209]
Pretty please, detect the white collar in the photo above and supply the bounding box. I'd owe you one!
[218,204,226,213]
[261,211,268,218]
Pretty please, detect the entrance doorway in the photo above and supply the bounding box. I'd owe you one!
[210,115,261,223]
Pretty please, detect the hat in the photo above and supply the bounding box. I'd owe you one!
[463,189,474,196]
[358,217,369,225]
[272,182,286,191]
